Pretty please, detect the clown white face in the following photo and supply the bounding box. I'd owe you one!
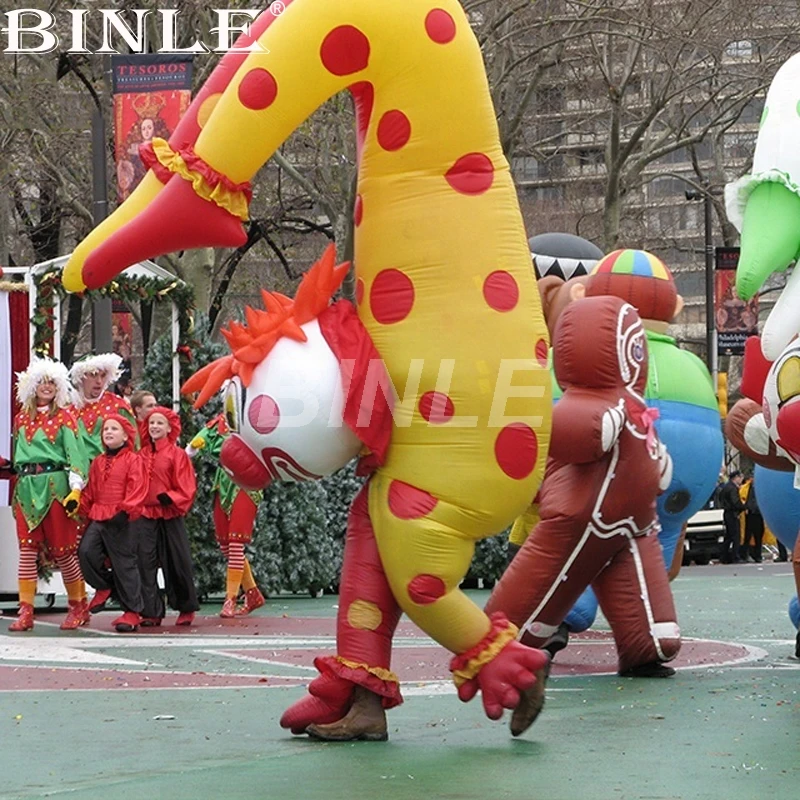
[763,340,800,464]
[219,319,361,490]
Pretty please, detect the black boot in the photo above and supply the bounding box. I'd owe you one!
[619,661,676,678]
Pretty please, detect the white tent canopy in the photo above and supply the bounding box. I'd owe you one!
[2,255,183,408]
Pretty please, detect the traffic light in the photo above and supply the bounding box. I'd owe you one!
[718,372,728,419]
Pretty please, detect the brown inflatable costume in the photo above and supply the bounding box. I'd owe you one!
[486,295,680,735]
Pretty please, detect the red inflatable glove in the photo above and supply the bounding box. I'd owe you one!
[280,671,355,735]
[776,400,800,464]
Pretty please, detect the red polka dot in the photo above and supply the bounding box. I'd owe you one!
[354,194,363,226]
[419,391,455,423]
[320,26,370,76]
[425,9,456,43]
[370,269,415,324]
[535,338,549,367]
[349,81,374,155]
[248,394,280,434]
[238,68,278,110]
[408,574,446,605]
[483,271,519,312]
[356,278,365,305]
[377,110,411,151]
[445,153,494,195]
[495,423,538,480]
[388,480,438,519]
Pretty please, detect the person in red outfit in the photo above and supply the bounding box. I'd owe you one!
[134,406,199,626]
[78,414,148,632]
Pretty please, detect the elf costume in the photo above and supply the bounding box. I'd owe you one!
[10,358,90,631]
[187,413,265,617]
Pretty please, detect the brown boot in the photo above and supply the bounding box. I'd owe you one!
[306,686,388,742]
[9,602,34,632]
[509,654,552,737]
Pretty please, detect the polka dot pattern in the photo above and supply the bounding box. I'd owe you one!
[425,9,457,44]
[388,480,438,519]
[349,81,374,154]
[354,194,364,226]
[483,271,519,312]
[347,599,383,631]
[320,26,371,76]
[419,391,455,423]
[356,278,365,306]
[197,93,222,129]
[370,269,415,324]
[248,394,280,434]
[238,68,278,111]
[408,574,446,605]
[495,423,538,480]
[377,110,411,151]
[535,338,549,367]
[445,153,494,195]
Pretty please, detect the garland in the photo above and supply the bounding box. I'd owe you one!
[33,269,195,357]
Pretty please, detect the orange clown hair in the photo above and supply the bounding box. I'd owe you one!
[181,244,350,408]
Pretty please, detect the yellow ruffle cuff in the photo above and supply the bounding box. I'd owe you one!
[147,138,251,221]
[450,613,519,688]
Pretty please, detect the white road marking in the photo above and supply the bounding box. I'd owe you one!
[0,635,145,665]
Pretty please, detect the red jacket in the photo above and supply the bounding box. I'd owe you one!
[140,437,196,519]
[80,446,148,522]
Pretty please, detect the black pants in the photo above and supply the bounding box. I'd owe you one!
[723,511,742,563]
[78,519,143,614]
[745,513,764,562]
[132,516,199,619]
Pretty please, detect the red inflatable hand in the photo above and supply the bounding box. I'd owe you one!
[280,672,354,734]
[470,641,548,720]
[776,399,800,464]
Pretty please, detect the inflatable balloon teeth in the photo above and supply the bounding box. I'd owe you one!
[182,245,393,490]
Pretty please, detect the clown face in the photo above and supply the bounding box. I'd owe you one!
[219,318,362,490]
[763,340,800,464]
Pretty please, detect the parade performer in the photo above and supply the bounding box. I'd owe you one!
[61,0,553,739]
[9,358,90,631]
[135,406,199,626]
[68,352,138,613]
[78,414,148,632]
[486,296,680,735]
[186,411,265,617]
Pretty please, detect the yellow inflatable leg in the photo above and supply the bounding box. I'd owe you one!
[368,472,490,654]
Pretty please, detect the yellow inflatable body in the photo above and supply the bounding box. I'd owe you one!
[65,0,552,731]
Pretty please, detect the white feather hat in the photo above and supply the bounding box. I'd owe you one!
[68,353,124,394]
[15,358,73,408]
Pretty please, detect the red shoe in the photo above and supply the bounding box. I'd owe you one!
[280,673,355,735]
[176,612,195,626]
[8,602,34,632]
[237,586,266,616]
[220,598,238,618]
[61,599,91,630]
[140,617,162,627]
[113,611,141,633]
[88,588,112,614]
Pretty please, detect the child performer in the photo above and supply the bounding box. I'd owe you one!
[78,415,148,632]
[186,412,265,617]
[10,358,90,631]
[134,406,199,626]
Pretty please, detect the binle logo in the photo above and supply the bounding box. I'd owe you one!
[269,1,286,15]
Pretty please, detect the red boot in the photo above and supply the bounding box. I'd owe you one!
[237,587,265,616]
[61,599,90,630]
[140,617,162,627]
[113,611,141,633]
[9,602,34,632]
[220,598,238,618]
[280,672,355,735]
[176,611,195,626]
[88,588,112,614]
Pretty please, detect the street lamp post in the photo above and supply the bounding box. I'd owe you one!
[685,181,719,385]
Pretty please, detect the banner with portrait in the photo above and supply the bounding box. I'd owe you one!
[111,54,193,203]
[715,246,758,357]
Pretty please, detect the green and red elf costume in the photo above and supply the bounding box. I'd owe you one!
[68,354,137,462]
[9,358,90,632]
[186,413,265,617]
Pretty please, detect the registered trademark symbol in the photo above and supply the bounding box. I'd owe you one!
[270,1,286,15]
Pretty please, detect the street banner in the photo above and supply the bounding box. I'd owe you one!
[715,246,758,357]
[111,54,193,202]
